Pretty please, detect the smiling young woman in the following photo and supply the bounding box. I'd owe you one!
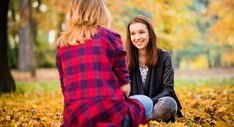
[126,15,183,122]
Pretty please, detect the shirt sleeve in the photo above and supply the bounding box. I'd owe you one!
[56,51,65,94]
[152,52,174,104]
[112,33,131,86]
[162,52,174,90]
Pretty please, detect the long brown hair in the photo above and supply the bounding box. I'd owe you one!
[57,0,111,47]
[126,15,159,74]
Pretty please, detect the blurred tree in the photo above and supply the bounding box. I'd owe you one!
[7,0,20,68]
[32,0,68,67]
[206,0,234,67]
[7,0,69,68]
[5,0,233,70]
[206,0,234,47]
[123,0,198,51]
[119,0,199,69]
[0,0,16,93]
[188,0,234,68]
[18,0,36,76]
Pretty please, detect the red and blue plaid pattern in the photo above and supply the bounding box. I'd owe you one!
[56,27,146,127]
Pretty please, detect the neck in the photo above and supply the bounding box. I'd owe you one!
[138,49,146,57]
[138,49,147,67]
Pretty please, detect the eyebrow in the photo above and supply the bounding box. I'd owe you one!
[130,29,145,32]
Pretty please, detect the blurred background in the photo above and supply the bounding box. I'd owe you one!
[4,0,234,71]
[0,0,234,126]
[1,0,234,91]
[0,0,233,89]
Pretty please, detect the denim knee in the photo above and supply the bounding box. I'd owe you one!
[130,95,153,119]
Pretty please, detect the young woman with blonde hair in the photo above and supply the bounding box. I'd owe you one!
[56,0,153,126]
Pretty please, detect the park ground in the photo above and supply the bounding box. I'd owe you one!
[11,67,234,82]
[0,68,233,127]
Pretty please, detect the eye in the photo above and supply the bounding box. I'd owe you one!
[139,31,145,34]
[130,32,135,36]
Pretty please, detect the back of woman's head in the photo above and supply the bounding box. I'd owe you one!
[58,0,111,47]
[126,15,159,74]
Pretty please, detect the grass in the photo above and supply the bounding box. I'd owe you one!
[10,78,234,94]
[15,80,60,94]
[175,78,234,87]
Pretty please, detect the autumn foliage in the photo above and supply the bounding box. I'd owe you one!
[0,80,233,127]
[141,84,234,127]
[0,88,63,126]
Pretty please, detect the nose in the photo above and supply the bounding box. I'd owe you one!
[135,34,140,41]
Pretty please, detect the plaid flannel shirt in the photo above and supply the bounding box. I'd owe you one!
[56,27,146,127]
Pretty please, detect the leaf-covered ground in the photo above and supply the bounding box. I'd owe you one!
[0,80,233,127]
[141,81,234,127]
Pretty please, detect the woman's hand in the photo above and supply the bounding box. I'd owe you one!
[121,83,131,97]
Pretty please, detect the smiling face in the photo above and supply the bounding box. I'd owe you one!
[129,22,150,51]
[126,15,159,74]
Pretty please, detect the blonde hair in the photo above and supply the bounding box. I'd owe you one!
[57,0,111,47]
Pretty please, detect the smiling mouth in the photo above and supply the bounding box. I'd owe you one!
[137,43,142,46]
[135,41,144,46]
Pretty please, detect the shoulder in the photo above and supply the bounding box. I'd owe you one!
[159,49,171,61]
[98,26,121,39]
[98,27,123,50]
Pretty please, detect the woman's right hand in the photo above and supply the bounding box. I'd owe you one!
[121,83,131,97]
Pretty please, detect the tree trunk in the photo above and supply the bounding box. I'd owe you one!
[214,52,221,68]
[173,50,181,69]
[0,0,16,93]
[18,0,36,77]
[206,51,212,69]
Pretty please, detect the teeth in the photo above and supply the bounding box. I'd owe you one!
[136,41,143,43]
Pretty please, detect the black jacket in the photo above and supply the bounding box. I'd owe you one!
[129,49,183,117]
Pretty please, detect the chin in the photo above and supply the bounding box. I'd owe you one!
[137,46,145,50]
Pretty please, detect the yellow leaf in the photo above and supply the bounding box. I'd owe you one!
[215,120,228,127]
[148,120,160,126]
[174,122,185,127]
[0,116,4,121]
[217,106,227,113]
[40,116,47,121]
[5,115,11,121]
[138,124,147,127]
[202,122,211,127]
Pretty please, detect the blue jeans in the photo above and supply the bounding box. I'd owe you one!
[122,95,153,127]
